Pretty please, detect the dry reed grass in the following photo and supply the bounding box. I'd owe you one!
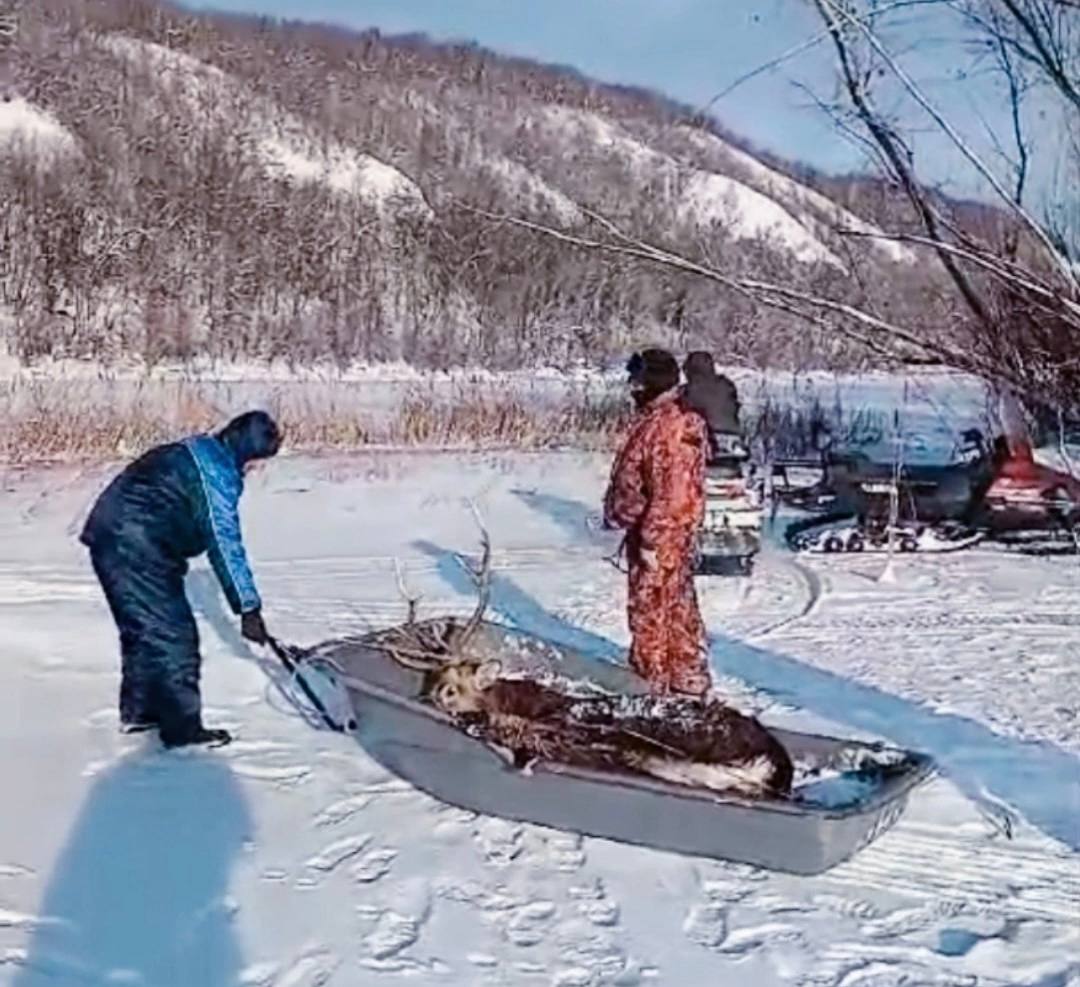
[0,377,875,466]
[0,380,632,464]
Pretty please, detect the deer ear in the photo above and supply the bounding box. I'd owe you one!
[475,660,502,689]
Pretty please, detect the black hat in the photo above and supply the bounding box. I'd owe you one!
[684,350,717,380]
[627,348,680,397]
[217,410,282,467]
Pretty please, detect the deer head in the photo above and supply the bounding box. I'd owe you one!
[378,509,497,712]
[423,658,502,714]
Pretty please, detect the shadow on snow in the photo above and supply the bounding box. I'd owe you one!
[12,752,252,987]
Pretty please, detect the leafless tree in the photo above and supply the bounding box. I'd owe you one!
[482,1,1079,418]
[807,0,1079,421]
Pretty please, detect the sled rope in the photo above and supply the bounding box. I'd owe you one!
[603,534,628,573]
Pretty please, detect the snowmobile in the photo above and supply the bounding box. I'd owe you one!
[694,434,763,576]
[764,420,841,515]
[765,457,838,514]
[786,427,1080,555]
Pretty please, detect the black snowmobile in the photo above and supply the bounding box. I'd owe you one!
[785,429,1000,554]
[785,424,1080,555]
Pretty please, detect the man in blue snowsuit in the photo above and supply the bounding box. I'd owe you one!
[80,411,282,749]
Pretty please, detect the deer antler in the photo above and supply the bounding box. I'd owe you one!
[369,623,451,672]
[378,643,444,671]
[393,557,421,626]
[458,500,492,649]
[371,505,492,679]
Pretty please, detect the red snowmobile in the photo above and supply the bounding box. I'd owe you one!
[785,428,1080,555]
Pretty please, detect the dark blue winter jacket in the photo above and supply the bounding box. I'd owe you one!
[80,413,280,615]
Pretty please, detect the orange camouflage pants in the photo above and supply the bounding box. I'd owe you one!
[625,530,710,696]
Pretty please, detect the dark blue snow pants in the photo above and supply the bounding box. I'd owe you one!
[89,546,203,744]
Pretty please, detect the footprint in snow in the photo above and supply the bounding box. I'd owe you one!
[474,818,524,868]
[467,952,499,969]
[0,908,44,931]
[716,922,807,956]
[362,911,424,961]
[434,877,521,915]
[350,848,397,883]
[552,967,595,987]
[432,806,478,843]
[860,900,966,940]
[699,876,754,904]
[749,892,815,915]
[567,879,620,927]
[313,794,373,828]
[682,902,727,949]
[505,901,558,947]
[359,879,433,964]
[798,950,977,987]
[303,834,372,874]
[811,892,881,922]
[552,918,634,982]
[268,946,341,987]
[544,832,587,872]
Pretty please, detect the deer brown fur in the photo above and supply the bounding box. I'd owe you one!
[420,659,794,797]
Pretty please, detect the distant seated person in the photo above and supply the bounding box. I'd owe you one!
[682,351,747,471]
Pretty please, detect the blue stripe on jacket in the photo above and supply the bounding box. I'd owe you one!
[184,436,262,614]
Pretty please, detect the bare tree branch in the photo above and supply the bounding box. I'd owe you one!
[698,0,947,112]
[819,0,1077,287]
[996,0,1080,111]
[465,205,1042,389]
[812,0,998,327]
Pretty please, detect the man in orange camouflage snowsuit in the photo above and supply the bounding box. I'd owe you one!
[603,349,711,696]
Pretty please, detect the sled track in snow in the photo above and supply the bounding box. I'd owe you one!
[791,608,1080,633]
[737,554,824,641]
[825,820,1080,923]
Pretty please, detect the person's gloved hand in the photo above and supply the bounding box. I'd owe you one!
[241,609,270,645]
[639,546,659,571]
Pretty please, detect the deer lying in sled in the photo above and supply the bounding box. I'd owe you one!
[371,519,793,799]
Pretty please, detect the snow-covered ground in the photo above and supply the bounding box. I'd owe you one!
[1,451,1077,986]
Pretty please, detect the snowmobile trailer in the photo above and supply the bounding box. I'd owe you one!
[309,621,934,875]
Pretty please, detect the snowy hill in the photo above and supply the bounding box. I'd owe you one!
[1,0,950,369]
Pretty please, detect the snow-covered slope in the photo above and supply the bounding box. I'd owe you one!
[34,25,902,270]
[542,106,846,268]
[5,4,969,369]
[0,98,76,156]
[677,171,844,266]
[680,127,917,265]
[0,451,1077,986]
[100,35,430,214]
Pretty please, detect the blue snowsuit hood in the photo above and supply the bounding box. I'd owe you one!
[216,410,282,469]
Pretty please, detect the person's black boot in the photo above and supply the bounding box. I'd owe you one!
[160,725,232,749]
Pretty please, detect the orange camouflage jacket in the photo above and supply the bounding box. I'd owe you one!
[603,390,708,549]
